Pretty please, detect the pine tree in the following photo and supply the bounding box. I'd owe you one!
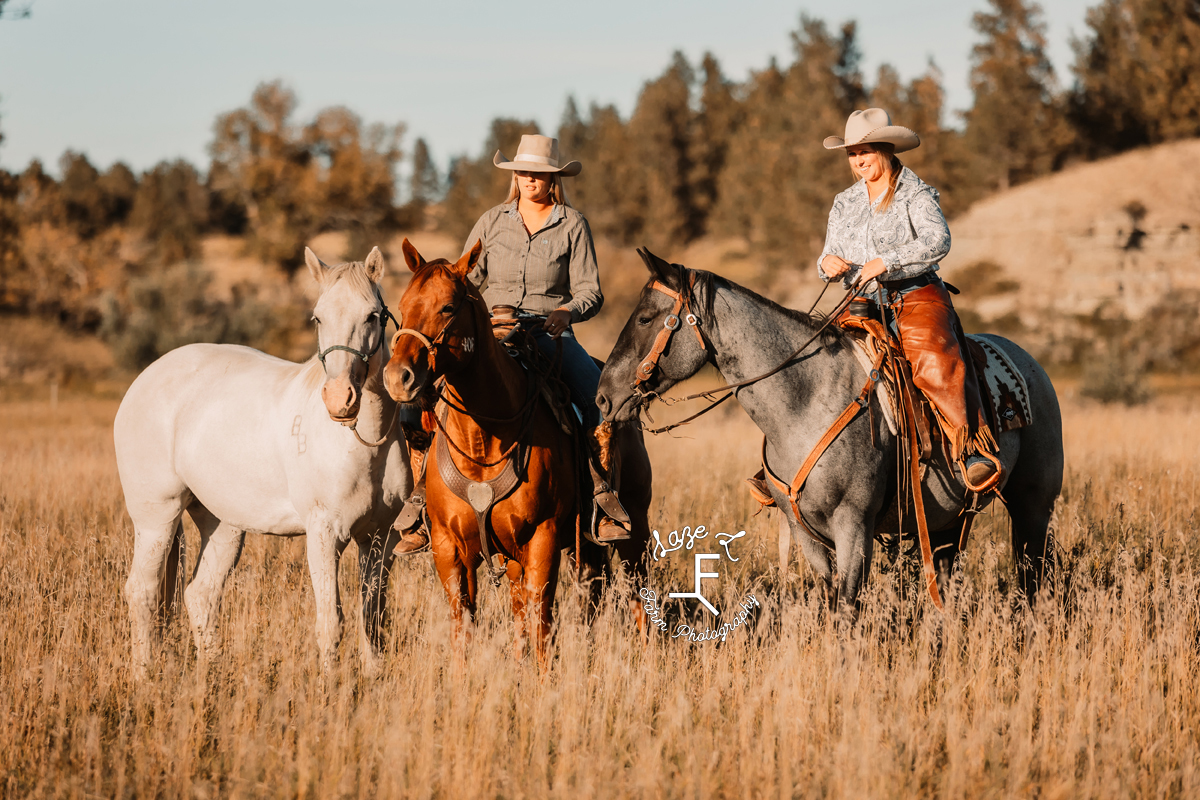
[964,0,1070,190]
[627,51,697,247]
[690,53,741,240]
[1070,0,1200,157]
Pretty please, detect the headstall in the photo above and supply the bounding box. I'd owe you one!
[633,274,706,393]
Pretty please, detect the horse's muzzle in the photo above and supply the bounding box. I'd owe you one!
[321,376,361,421]
[383,357,426,404]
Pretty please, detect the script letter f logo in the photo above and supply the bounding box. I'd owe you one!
[670,553,721,616]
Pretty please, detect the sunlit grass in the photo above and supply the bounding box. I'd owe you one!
[1,391,1198,798]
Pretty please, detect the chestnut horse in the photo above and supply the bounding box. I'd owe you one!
[383,240,652,665]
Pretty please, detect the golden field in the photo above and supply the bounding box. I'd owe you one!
[1,383,1198,799]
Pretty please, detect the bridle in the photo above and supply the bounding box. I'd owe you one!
[632,274,706,396]
[629,269,859,434]
[389,293,470,378]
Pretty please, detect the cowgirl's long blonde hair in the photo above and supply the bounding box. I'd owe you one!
[504,172,573,207]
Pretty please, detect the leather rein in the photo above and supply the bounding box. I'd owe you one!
[631,275,861,434]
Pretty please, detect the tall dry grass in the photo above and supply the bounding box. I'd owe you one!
[1,387,1198,798]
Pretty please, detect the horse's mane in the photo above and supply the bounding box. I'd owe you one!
[684,267,848,350]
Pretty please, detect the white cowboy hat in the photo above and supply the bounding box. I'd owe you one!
[493,134,582,176]
[823,108,920,154]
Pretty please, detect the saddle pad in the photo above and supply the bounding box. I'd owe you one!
[849,337,899,435]
[969,335,1033,433]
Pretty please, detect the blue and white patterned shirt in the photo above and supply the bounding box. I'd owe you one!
[817,166,951,285]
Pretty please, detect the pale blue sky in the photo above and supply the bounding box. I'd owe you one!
[0,0,1093,177]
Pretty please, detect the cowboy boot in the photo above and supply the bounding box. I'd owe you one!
[586,423,631,543]
[392,436,430,555]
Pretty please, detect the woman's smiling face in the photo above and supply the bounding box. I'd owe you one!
[847,144,888,182]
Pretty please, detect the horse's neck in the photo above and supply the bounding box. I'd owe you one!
[442,334,527,426]
[706,284,846,445]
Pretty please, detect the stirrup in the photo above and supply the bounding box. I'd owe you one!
[960,451,1002,494]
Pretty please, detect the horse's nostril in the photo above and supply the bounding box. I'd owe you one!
[401,367,414,390]
[596,392,610,413]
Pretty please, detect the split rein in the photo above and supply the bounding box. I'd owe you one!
[631,277,857,435]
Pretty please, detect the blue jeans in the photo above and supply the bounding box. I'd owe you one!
[529,328,601,428]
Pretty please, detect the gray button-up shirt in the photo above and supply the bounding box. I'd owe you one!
[462,201,603,324]
[817,166,951,284]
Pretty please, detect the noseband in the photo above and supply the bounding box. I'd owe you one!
[633,274,706,393]
[316,303,398,371]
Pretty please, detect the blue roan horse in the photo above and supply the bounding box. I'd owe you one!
[596,250,1063,614]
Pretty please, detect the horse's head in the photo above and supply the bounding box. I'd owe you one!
[307,246,391,423]
[384,238,485,404]
[597,247,712,423]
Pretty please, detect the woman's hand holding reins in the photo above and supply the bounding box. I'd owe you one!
[821,254,851,278]
[857,258,887,284]
[544,308,572,339]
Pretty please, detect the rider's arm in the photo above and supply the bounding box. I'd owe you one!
[560,215,603,324]
[817,195,849,281]
[879,186,951,275]
[462,214,490,289]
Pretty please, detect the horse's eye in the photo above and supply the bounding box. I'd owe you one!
[637,315,653,326]
[440,304,455,315]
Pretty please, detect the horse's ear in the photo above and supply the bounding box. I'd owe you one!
[305,247,329,286]
[364,246,385,284]
[451,239,483,279]
[401,238,425,273]
[637,247,681,290]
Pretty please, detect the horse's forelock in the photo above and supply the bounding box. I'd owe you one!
[320,259,382,306]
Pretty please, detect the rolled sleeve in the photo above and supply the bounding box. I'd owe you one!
[562,217,603,323]
[881,188,950,273]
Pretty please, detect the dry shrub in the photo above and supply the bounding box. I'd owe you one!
[1,391,1198,798]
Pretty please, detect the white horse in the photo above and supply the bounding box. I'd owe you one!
[115,246,411,676]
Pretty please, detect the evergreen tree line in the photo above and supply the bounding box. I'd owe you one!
[1,0,1197,331]
[443,0,1200,262]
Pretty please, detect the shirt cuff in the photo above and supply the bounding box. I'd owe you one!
[882,251,902,272]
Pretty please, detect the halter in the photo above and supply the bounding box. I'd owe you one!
[316,303,399,371]
[633,274,706,392]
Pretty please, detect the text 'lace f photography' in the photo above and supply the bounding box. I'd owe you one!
[640,524,760,644]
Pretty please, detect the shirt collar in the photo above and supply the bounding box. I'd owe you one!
[504,200,563,231]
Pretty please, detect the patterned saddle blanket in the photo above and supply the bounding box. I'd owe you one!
[846,328,1033,443]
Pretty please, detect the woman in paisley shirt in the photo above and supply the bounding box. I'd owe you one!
[818,108,1001,490]
[392,134,630,555]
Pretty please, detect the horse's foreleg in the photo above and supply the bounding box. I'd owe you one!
[432,528,475,648]
[797,522,835,609]
[357,526,396,677]
[306,513,348,672]
[832,516,874,624]
[523,522,561,671]
[507,559,528,661]
[184,506,245,663]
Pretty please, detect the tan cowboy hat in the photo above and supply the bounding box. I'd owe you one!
[493,134,582,176]
[823,108,920,154]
